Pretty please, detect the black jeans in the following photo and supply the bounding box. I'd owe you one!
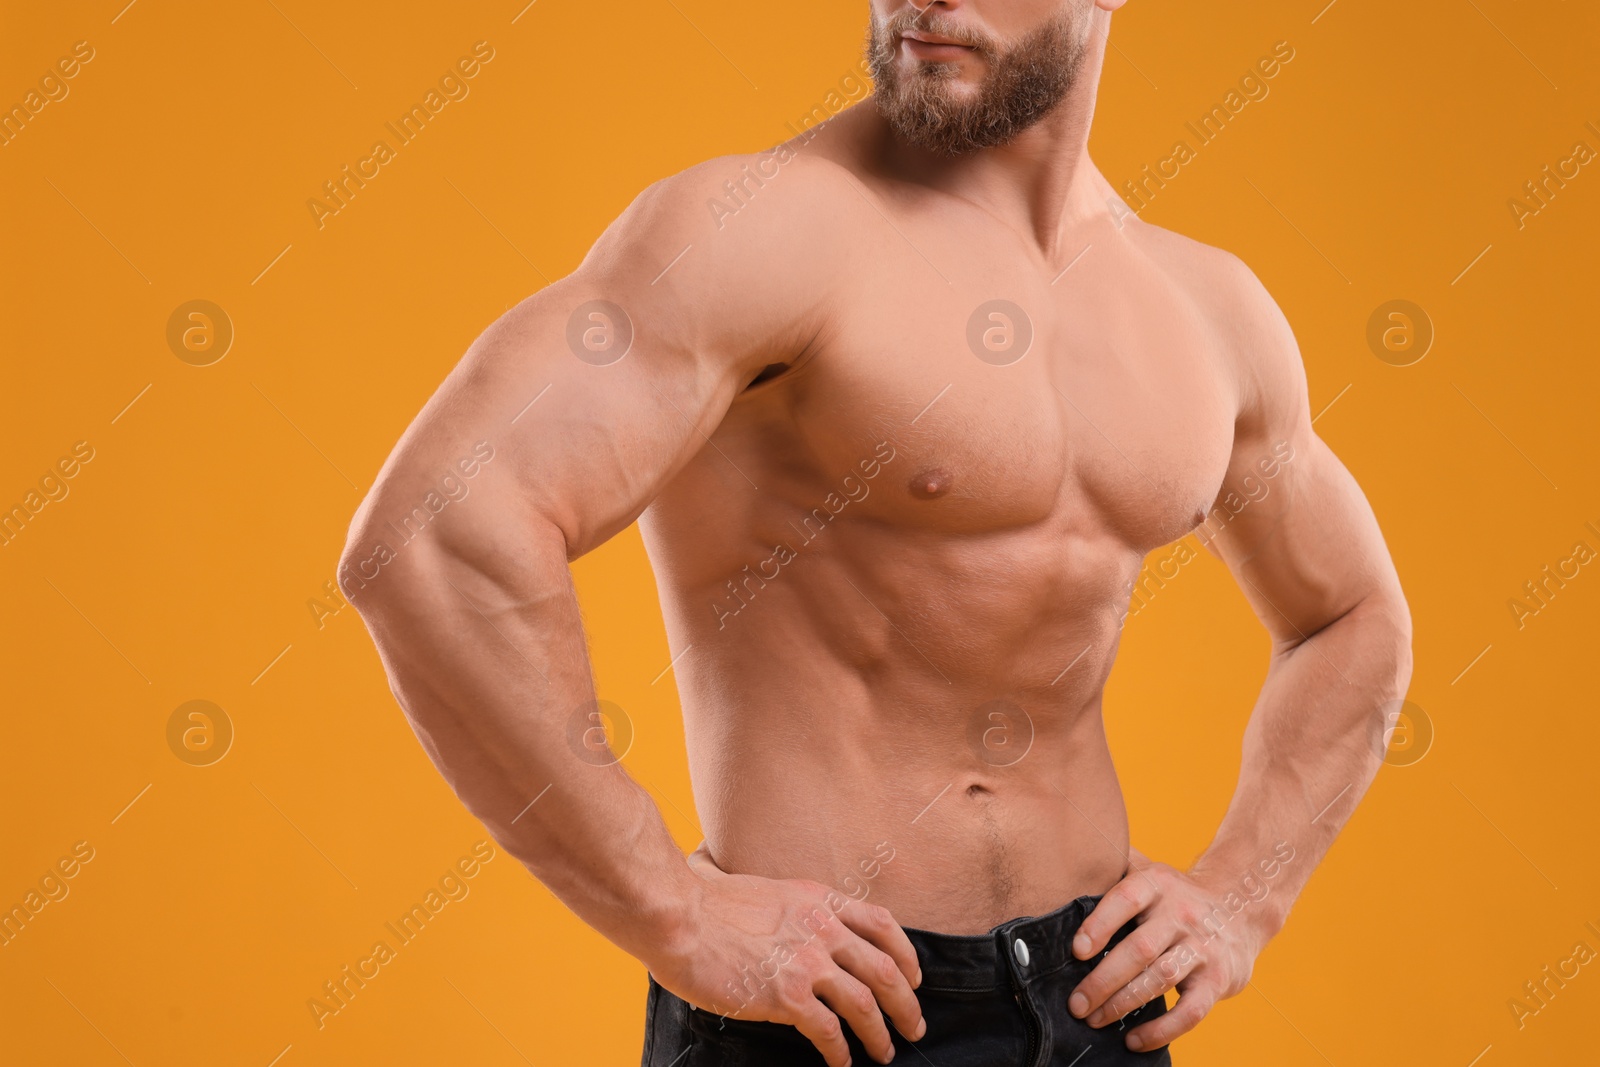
[642,894,1173,1066]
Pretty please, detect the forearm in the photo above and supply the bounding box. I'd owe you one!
[1189,591,1413,934]
[343,518,698,965]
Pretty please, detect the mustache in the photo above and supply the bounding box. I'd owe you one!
[878,7,997,59]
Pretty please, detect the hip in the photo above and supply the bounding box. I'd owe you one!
[641,893,1174,1067]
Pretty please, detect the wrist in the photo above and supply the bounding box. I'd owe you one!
[631,860,705,973]
[1186,840,1300,945]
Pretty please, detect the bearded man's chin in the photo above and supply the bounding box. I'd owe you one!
[867,13,1087,156]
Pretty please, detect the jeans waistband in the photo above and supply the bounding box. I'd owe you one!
[901,893,1103,993]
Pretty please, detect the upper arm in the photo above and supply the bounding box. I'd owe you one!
[343,153,848,584]
[1198,255,1409,651]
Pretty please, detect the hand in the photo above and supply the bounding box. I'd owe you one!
[1066,851,1270,1052]
[645,843,927,1067]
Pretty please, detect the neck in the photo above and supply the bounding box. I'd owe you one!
[865,10,1118,261]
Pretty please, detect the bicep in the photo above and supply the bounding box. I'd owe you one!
[1200,270,1403,649]
[1205,430,1399,650]
[350,272,744,574]
[468,278,747,556]
[350,161,831,569]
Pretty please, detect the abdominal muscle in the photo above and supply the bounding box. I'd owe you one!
[644,458,1147,934]
[670,646,1134,936]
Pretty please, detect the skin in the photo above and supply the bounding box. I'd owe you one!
[341,1,1414,1064]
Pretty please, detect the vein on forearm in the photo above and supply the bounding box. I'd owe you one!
[1196,592,1410,893]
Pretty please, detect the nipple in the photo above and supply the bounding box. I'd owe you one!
[909,468,953,499]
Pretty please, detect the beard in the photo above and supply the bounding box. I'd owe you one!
[866,6,1090,156]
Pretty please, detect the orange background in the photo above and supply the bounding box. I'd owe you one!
[2,1,1597,1064]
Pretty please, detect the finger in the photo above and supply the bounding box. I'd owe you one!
[1124,976,1219,1053]
[1087,942,1201,1028]
[1069,917,1176,1021]
[815,968,894,1064]
[789,995,854,1067]
[837,898,923,989]
[1073,873,1159,959]
[832,934,927,1042]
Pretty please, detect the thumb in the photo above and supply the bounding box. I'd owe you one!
[687,841,728,879]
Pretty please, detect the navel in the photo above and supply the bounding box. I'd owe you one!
[909,467,953,499]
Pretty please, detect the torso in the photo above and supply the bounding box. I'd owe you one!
[639,115,1242,933]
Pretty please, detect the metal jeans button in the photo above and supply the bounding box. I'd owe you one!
[1013,937,1030,968]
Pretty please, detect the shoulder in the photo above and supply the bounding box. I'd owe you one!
[557,147,869,372]
[1129,219,1308,433]
[1126,221,1289,347]
[582,147,871,286]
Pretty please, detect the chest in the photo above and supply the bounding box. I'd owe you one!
[771,266,1239,552]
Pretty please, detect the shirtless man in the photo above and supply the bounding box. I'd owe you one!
[340,0,1413,1063]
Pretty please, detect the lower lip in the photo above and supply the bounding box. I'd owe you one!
[901,37,975,61]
